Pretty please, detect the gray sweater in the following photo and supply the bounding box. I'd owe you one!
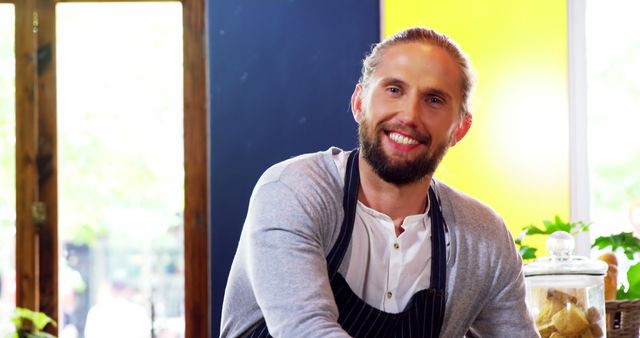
[220,148,538,338]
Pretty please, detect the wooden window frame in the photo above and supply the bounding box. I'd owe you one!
[6,0,209,336]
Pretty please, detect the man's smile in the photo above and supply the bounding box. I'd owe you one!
[379,123,431,152]
[387,131,419,145]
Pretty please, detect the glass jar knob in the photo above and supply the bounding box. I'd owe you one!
[546,231,574,261]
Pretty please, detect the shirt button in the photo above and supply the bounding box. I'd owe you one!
[386,291,393,299]
[393,242,400,249]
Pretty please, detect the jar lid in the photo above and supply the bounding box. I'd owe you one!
[523,231,608,277]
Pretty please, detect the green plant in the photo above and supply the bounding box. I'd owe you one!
[592,232,640,300]
[515,215,591,260]
[9,307,57,338]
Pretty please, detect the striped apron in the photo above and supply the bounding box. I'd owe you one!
[248,149,447,337]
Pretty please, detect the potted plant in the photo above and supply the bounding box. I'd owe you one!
[10,307,57,338]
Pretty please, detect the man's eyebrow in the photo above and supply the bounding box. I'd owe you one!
[379,77,407,87]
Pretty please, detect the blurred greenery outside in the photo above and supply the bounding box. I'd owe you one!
[1,3,186,337]
[586,1,640,240]
[0,3,17,320]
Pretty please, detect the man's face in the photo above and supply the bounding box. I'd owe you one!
[353,42,468,185]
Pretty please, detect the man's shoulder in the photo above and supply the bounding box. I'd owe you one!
[433,179,515,249]
[256,147,349,191]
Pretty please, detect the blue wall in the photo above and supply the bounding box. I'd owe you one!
[208,1,380,335]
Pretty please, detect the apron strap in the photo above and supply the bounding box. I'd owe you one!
[326,148,360,278]
[428,186,447,291]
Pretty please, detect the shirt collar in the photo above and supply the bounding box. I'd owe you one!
[356,194,431,231]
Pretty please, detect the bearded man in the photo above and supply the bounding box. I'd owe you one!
[220,27,538,338]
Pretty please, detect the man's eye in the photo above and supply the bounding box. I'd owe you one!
[387,87,401,95]
[427,96,444,105]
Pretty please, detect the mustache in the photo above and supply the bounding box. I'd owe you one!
[377,122,432,146]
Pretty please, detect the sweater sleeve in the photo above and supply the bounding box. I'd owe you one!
[467,223,540,338]
[243,179,351,338]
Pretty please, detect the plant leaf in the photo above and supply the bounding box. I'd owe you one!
[592,232,640,260]
[569,221,590,235]
[625,261,640,300]
[10,307,57,334]
[617,284,629,300]
[11,315,23,331]
[554,215,571,232]
[519,246,538,260]
[30,310,56,331]
[523,225,546,235]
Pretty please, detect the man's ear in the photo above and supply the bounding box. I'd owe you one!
[351,84,364,123]
[450,113,472,147]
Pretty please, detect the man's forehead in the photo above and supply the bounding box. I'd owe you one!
[370,42,462,94]
[375,42,457,72]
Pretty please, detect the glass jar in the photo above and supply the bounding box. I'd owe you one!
[523,231,608,338]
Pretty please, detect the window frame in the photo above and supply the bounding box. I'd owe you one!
[7,0,209,336]
[567,0,591,255]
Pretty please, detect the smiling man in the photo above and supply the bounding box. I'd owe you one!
[220,27,538,338]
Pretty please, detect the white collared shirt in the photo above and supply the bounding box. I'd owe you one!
[345,201,433,313]
[334,152,449,314]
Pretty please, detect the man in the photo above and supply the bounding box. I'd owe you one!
[221,27,538,337]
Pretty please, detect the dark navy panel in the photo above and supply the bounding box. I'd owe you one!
[208,1,379,335]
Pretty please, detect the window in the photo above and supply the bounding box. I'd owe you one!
[4,1,208,337]
[570,0,640,270]
[56,4,185,337]
[585,0,640,241]
[0,3,16,335]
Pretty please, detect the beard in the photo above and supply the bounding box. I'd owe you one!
[359,119,450,185]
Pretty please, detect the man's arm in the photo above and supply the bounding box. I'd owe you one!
[244,180,350,337]
[467,226,540,337]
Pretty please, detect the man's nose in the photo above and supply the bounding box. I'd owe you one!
[398,95,421,126]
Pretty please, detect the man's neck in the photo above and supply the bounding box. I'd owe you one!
[357,155,431,235]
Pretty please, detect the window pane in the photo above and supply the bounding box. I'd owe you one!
[56,3,184,338]
[0,4,16,336]
[586,2,640,268]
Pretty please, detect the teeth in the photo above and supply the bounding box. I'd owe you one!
[389,132,418,145]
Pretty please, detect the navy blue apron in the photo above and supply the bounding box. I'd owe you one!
[248,149,447,337]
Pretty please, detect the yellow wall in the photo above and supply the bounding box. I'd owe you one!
[383,0,570,245]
